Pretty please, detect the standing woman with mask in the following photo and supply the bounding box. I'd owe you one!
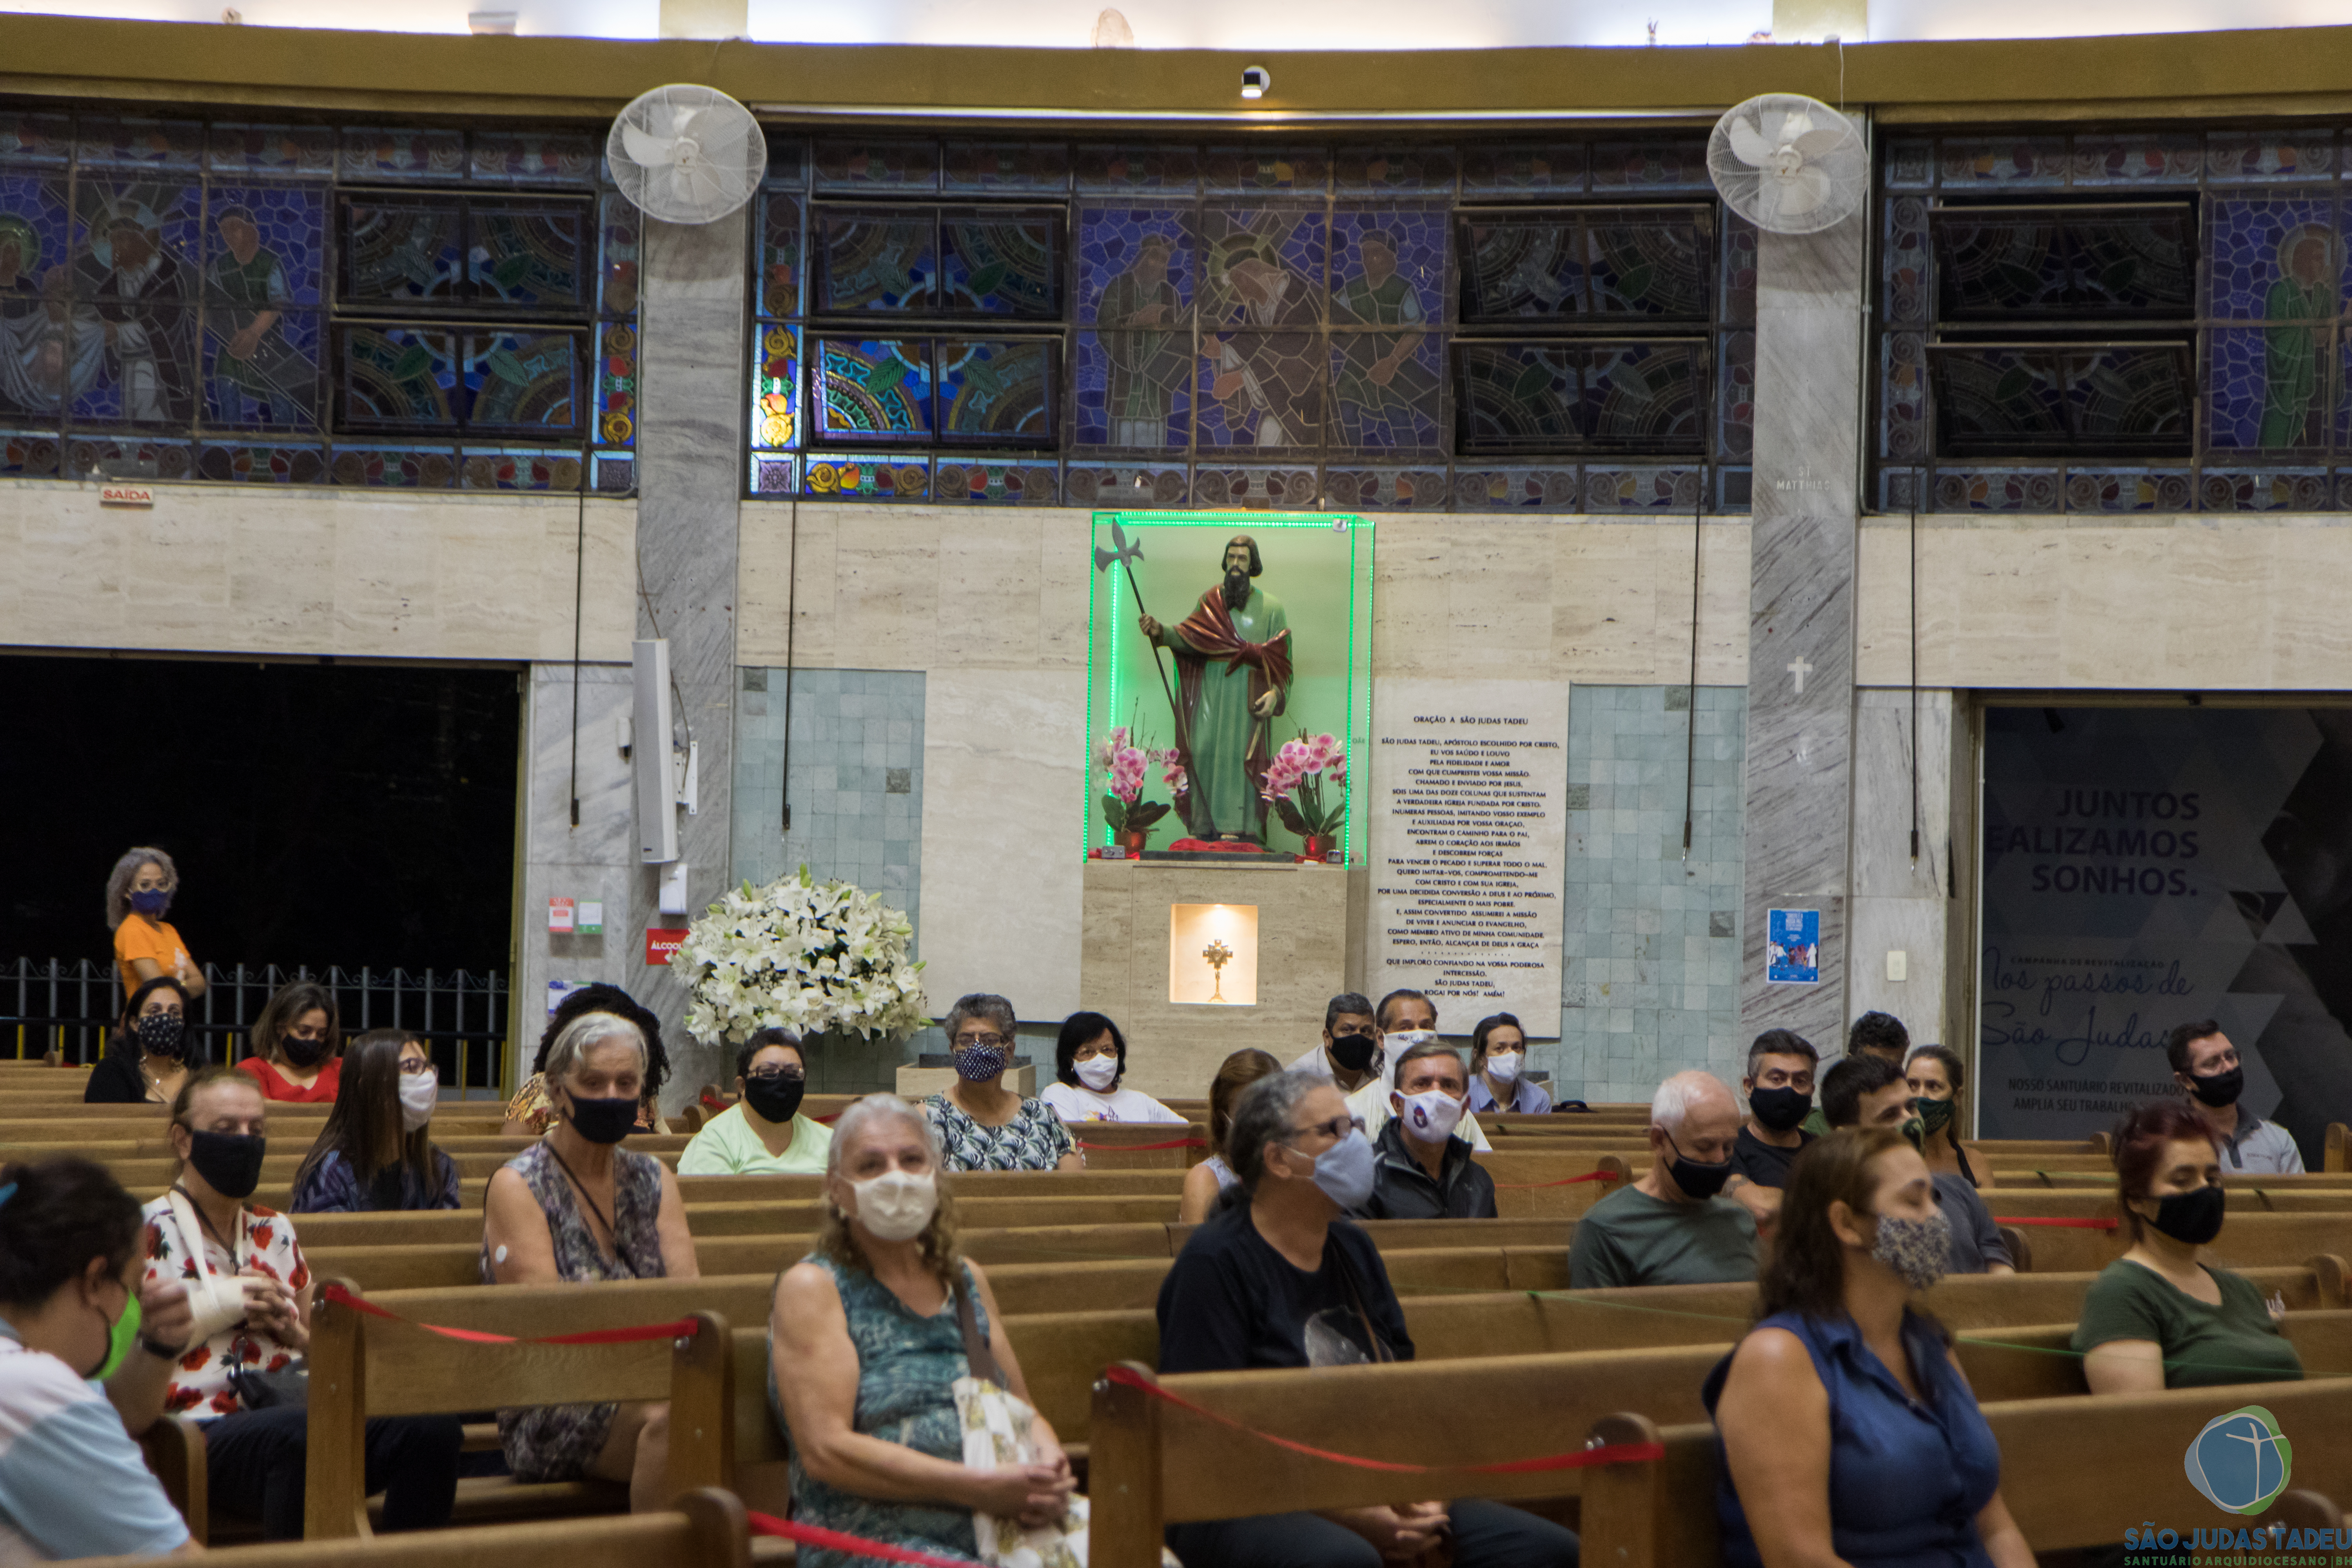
[1707,1127,2034,1568]
[1040,1011,1183,1124]
[921,993,1081,1172]
[2073,1102,2304,1393]
[1465,1012,1552,1115]
[768,1094,1076,1568]
[107,846,206,1002]
[236,980,342,1103]
[1904,1045,1980,1188]
[85,975,196,1103]
[481,1012,698,1509]
[290,1030,459,1212]
[1156,1069,1578,1568]
[114,1068,462,1538]
[0,1155,195,1561]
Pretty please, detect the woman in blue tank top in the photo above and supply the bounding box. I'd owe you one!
[1703,1127,2033,1568]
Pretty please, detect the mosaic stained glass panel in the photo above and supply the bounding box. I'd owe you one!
[339,193,462,305]
[205,185,325,307]
[1461,207,1710,321]
[469,197,589,312]
[1455,339,1704,455]
[336,324,461,429]
[1928,342,2190,456]
[936,337,1054,444]
[465,328,582,435]
[1196,330,1325,450]
[1330,330,1442,452]
[1930,203,2193,320]
[816,208,934,311]
[939,209,1060,318]
[751,321,797,450]
[1073,330,1191,449]
[1200,206,1325,328]
[813,336,933,442]
[202,308,321,430]
[758,194,801,317]
[1330,208,1445,327]
[1075,207,1192,324]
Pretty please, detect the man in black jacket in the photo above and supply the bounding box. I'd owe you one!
[1359,1038,1497,1220]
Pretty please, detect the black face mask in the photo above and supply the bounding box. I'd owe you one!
[281,1034,331,1069]
[2147,1182,2227,1246]
[186,1130,267,1200]
[1748,1085,1811,1133]
[2188,1066,2245,1109]
[1663,1132,1734,1200]
[132,1013,187,1062]
[566,1094,637,1145]
[1328,1033,1378,1073]
[743,1073,806,1125]
[1914,1096,1956,1134]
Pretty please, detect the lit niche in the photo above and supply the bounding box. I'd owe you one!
[1169,902,1259,1006]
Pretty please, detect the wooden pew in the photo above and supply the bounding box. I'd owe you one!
[1586,1367,2352,1568]
[1997,1211,2352,1275]
[70,1490,752,1568]
[304,1281,742,1539]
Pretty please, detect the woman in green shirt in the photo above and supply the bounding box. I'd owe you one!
[2072,1101,2303,1392]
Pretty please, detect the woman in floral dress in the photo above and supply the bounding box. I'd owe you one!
[921,993,1081,1172]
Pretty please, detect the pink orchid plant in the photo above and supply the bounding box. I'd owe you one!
[1260,730,1349,842]
[1096,726,1187,837]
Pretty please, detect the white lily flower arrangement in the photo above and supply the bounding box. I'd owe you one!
[670,867,929,1047]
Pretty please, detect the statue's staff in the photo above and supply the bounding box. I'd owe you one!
[1091,519,1194,763]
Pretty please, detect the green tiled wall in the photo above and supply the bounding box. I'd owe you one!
[1552,684,1746,1106]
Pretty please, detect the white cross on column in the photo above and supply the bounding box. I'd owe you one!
[1787,656,1814,694]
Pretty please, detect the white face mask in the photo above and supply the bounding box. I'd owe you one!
[1074,1056,1120,1092]
[850,1169,938,1241]
[1392,1087,1466,1145]
[1485,1051,1523,1084]
[1386,1029,1437,1054]
[398,1071,438,1132]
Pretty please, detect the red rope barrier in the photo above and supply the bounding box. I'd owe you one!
[747,1512,981,1568]
[1103,1365,1664,1475]
[1492,1170,1618,1191]
[1076,1136,1207,1151]
[1991,1216,2120,1229]
[321,1283,701,1346]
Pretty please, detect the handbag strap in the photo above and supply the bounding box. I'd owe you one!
[1329,1234,1396,1364]
[951,1268,1006,1387]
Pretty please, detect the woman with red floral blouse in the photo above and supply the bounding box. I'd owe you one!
[121,1068,461,1539]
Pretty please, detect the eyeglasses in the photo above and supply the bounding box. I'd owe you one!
[397,1059,437,1076]
[955,1033,1008,1050]
[1284,1113,1358,1145]
[748,1069,806,1086]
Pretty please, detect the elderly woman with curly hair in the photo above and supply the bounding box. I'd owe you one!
[768,1094,1076,1568]
[107,846,205,1001]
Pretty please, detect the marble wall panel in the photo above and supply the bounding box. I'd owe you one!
[737,505,1751,685]
[917,666,1088,1020]
[1082,858,1352,1100]
[1853,516,2352,691]
[628,209,750,1106]
[1847,689,1958,1050]
[0,481,635,662]
[1742,191,1864,1044]
[518,662,639,1091]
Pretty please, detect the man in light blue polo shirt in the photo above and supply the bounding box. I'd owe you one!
[679,1028,835,1176]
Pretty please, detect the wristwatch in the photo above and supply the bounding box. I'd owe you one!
[140,1336,189,1361]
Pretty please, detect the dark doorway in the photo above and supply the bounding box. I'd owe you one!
[2,653,520,983]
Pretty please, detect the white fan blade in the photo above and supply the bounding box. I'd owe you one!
[1727,116,1776,169]
[1794,125,1847,158]
[1779,107,1813,142]
[651,102,704,139]
[622,122,684,167]
[1774,165,1833,216]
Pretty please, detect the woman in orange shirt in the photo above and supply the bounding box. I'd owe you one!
[107,847,207,1001]
[236,980,343,1102]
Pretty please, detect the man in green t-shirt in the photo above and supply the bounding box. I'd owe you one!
[205,203,309,428]
[1568,1069,1757,1289]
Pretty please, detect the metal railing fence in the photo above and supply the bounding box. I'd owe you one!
[3,958,511,1098]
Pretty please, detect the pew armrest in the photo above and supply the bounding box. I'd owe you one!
[1997,1226,2031,1274]
[139,1414,209,1545]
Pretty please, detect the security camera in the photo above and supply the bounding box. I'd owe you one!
[1240,65,1270,99]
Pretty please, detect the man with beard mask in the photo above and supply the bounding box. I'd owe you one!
[1721,1028,1819,1236]
[1137,534,1290,842]
[1569,1070,1757,1289]
[2166,1020,2305,1174]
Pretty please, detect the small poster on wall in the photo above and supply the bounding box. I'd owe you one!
[1768,908,1821,984]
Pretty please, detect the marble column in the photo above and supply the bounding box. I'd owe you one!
[1740,174,1865,1047]
[1847,688,1958,1043]
[628,209,749,1107]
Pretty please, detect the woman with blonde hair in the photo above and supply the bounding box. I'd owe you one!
[107,846,205,1000]
[768,1094,1075,1568]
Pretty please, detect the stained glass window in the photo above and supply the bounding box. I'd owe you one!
[0,115,628,488]
[1931,203,2193,321]
[750,131,1748,508]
